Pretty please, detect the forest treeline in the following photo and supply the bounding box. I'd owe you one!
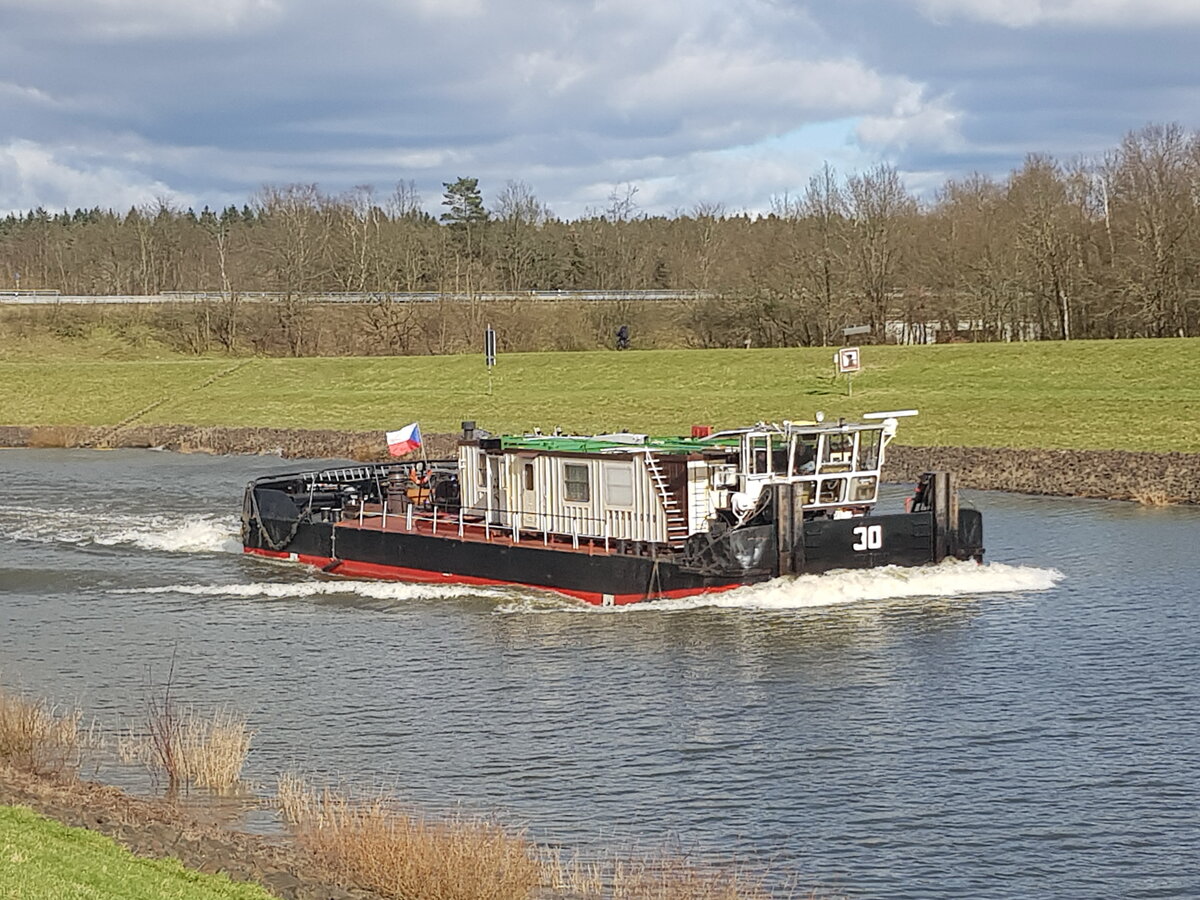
[2,123,1199,355]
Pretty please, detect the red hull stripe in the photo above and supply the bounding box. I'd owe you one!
[242,546,743,606]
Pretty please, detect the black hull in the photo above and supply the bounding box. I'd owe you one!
[243,504,984,605]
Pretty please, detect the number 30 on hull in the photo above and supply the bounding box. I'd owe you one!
[852,524,883,551]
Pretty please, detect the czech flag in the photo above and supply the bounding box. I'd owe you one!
[386,422,422,457]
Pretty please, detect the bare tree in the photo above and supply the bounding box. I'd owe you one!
[846,164,916,340]
[492,180,550,290]
[800,163,850,344]
[1008,156,1080,340]
[254,183,331,354]
[1108,124,1198,336]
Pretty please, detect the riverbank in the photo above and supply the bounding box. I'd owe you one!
[0,764,373,900]
[0,755,794,900]
[2,423,1197,503]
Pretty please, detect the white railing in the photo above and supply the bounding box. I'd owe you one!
[352,500,667,546]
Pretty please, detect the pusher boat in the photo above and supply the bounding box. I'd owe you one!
[242,412,984,605]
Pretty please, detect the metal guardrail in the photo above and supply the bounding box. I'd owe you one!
[0,289,711,305]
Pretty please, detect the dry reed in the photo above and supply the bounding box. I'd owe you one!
[275,774,542,900]
[276,775,823,900]
[120,705,252,790]
[24,425,84,449]
[0,684,83,776]
[1131,488,1173,506]
[545,848,796,900]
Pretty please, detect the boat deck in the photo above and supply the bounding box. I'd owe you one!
[335,502,663,558]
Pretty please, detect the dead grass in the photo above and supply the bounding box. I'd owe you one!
[1131,488,1173,506]
[119,706,252,791]
[546,849,789,899]
[276,775,826,900]
[0,684,84,777]
[276,774,543,900]
[24,424,85,448]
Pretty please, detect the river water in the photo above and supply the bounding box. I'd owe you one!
[0,449,1197,898]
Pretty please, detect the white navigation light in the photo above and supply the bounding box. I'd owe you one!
[815,411,825,422]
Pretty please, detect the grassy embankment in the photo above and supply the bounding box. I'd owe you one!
[1,335,1198,452]
[0,806,274,900]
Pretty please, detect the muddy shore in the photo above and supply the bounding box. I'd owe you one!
[2,423,1197,504]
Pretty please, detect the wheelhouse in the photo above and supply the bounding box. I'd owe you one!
[455,414,906,547]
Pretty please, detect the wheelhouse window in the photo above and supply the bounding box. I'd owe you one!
[523,462,535,491]
[821,432,854,471]
[852,475,878,501]
[603,462,634,507]
[792,436,817,475]
[564,463,590,502]
[750,435,771,474]
[772,444,790,474]
[858,430,883,471]
[818,478,846,504]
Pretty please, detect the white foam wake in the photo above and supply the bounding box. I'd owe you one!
[494,559,1063,614]
[648,559,1063,612]
[93,517,241,554]
[110,561,1060,611]
[112,580,499,603]
[2,505,240,554]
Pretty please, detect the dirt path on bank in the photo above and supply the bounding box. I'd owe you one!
[2,423,1198,504]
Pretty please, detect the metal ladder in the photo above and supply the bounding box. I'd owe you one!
[308,465,377,484]
[643,451,689,547]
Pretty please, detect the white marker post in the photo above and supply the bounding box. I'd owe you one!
[484,325,497,395]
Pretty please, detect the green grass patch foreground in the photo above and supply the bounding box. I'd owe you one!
[0,805,274,900]
[2,339,1198,452]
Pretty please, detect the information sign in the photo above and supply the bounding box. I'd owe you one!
[836,346,861,374]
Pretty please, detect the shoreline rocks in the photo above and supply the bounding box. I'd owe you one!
[1,423,1197,504]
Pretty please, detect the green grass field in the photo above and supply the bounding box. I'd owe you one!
[0,805,274,900]
[2,338,1197,452]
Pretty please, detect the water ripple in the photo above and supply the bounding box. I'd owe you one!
[1,450,1198,900]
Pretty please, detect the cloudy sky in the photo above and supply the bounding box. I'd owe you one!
[2,0,1199,218]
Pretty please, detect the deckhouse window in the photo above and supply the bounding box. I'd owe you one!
[564,463,590,502]
[603,462,634,507]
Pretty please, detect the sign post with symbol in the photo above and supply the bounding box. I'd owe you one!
[835,346,861,396]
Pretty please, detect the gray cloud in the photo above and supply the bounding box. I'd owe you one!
[0,0,1196,216]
